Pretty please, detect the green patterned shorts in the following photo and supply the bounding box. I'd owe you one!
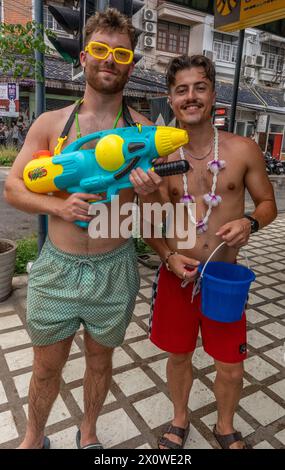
[27,237,140,347]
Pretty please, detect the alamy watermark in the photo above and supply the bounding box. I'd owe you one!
[88,197,197,249]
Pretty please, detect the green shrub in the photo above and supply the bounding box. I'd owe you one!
[134,237,153,255]
[15,235,38,274]
[0,146,18,166]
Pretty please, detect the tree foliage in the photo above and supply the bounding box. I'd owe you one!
[0,21,55,80]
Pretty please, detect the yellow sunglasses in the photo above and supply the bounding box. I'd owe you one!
[85,41,134,64]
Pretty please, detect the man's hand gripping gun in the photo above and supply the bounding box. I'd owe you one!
[23,125,189,228]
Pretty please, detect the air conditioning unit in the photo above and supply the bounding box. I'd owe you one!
[244,55,255,66]
[203,50,216,62]
[143,22,157,35]
[244,66,255,78]
[255,54,265,67]
[144,35,155,48]
[143,8,157,23]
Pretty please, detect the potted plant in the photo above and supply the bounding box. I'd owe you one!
[0,239,17,302]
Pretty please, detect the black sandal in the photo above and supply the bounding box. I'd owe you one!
[213,424,251,449]
[158,423,190,449]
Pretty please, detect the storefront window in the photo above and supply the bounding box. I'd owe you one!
[270,124,284,133]
[236,122,245,136]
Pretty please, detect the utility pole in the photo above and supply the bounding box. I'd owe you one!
[229,29,245,133]
[34,0,47,253]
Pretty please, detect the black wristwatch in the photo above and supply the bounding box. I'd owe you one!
[244,215,259,234]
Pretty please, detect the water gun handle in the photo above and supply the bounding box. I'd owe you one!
[153,160,190,177]
[76,220,89,229]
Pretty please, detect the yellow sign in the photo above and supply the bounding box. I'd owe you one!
[214,0,285,32]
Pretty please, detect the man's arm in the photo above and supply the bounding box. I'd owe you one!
[139,178,199,281]
[243,139,277,228]
[4,112,101,224]
[217,138,277,247]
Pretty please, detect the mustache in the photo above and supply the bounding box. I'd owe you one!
[181,101,202,109]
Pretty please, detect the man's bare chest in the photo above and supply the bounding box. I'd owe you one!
[168,157,246,202]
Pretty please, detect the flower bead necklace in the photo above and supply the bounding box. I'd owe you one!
[179,126,226,234]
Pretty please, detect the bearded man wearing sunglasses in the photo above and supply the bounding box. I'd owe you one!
[4,8,161,449]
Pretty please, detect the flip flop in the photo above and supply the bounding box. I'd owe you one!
[42,436,50,449]
[158,423,190,449]
[213,424,251,449]
[76,429,103,449]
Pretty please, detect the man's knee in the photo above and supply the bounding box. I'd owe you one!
[168,352,193,367]
[84,334,113,373]
[216,362,244,384]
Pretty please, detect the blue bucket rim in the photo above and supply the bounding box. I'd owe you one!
[198,261,255,285]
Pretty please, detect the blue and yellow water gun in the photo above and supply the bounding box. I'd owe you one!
[23,125,189,228]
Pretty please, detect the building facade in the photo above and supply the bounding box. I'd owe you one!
[134,0,285,158]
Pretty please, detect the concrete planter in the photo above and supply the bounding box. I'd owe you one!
[0,239,17,302]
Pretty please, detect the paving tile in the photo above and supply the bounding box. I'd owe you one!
[62,357,85,383]
[0,315,22,330]
[0,411,18,444]
[188,379,215,411]
[70,386,115,412]
[247,330,273,348]
[244,356,279,381]
[255,275,277,286]
[0,381,8,405]
[24,395,71,426]
[201,411,254,437]
[124,322,146,340]
[148,358,168,382]
[246,309,268,323]
[0,304,15,314]
[240,391,285,426]
[192,347,214,370]
[13,371,32,398]
[253,266,275,274]
[274,429,285,446]
[0,329,31,349]
[253,441,274,449]
[129,339,163,359]
[97,409,140,447]
[206,372,250,388]
[264,345,285,367]
[49,425,78,449]
[113,347,133,368]
[256,288,282,300]
[258,303,284,318]
[269,262,285,270]
[136,443,152,449]
[133,302,150,317]
[250,256,272,264]
[261,322,285,339]
[270,272,285,282]
[4,347,34,371]
[272,283,285,293]
[268,379,285,401]
[185,424,213,449]
[248,293,264,305]
[139,287,153,298]
[133,392,173,428]
[113,368,155,396]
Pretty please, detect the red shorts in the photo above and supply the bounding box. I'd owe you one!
[150,264,247,363]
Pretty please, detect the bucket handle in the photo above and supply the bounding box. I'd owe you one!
[182,241,251,302]
[200,242,250,279]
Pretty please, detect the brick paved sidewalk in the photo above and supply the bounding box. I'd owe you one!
[0,215,284,449]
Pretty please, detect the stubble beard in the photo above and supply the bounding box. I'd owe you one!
[85,63,130,95]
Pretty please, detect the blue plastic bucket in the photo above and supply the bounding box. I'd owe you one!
[198,262,255,323]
